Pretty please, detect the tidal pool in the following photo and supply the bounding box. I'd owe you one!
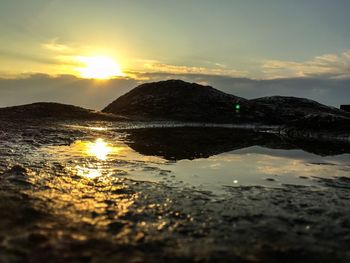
[41,126,350,196]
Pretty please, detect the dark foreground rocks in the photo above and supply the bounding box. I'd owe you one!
[0,120,350,263]
[2,163,350,263]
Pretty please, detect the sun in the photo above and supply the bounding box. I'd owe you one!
[77,55,124,79]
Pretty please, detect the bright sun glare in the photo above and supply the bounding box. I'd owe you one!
[86,138,112,160]
[77,55,124,79]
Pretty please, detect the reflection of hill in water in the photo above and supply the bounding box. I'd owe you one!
[124,128,350,160]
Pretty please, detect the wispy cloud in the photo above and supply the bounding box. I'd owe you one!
[25,38,350,81]
[141,60,248,78]
[41,39,73,53]
[39,39,94,76]
[262,50,350,79]
[0,49,59,65]
[0,39,82,77]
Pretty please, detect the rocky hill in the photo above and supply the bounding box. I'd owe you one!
[103,80,272,123]
[251,96,349,123]
[103,79,350,126]
[0,102,123,121]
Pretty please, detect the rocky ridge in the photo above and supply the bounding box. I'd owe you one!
[103,80,350,126]
[0,102,125,121]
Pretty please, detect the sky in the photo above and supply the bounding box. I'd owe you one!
[0,0,350,109]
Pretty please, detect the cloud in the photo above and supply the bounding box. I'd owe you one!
[39,39,92,73]
[136,50,350,81]
[0,49,60,65]
[41,39,73,53]
[262,50,350,79]
[0,39,82,77]
[142,61,248,78]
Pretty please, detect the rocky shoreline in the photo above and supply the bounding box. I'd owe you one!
[0,119,350,262]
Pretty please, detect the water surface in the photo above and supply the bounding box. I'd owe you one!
[41,125,350,195]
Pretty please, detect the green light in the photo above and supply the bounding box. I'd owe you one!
[235,104,241,110]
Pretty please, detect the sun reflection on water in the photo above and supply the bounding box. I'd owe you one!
[89,127,108,131]
[42,137,129,179]
[86,138,113,161]
[67,138,125,161]
[75,165,102,179]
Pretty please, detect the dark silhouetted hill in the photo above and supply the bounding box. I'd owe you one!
[0,102,124,121]
[103,80,271,123]
[103,79,350,126]
[251,96,349,121]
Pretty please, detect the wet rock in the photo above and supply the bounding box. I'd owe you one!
[283,113,350,143]
[107,221,127,234]
[265,178,276,182]
[0,165,33,187]
[318,176,350,189]
[28,233,48,244]
[8,165,28,176]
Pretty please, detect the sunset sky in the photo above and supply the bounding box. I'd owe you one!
[1,0,350,109]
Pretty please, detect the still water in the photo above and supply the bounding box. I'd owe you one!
[42,125,350,196]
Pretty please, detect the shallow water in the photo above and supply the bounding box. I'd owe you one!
[39,124,350,195]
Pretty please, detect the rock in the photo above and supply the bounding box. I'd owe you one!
[107,221,126,233]
[287,113,350,132]
[0,102,125,121]
[1,165,32,186]
[103,80,350,127]
[282,113,350,143]
[103,80,271,123]
[9,165,28,176]
[252,96,350,123]
[340,105,350,112]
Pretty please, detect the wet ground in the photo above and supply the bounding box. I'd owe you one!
[1,119,350,263]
